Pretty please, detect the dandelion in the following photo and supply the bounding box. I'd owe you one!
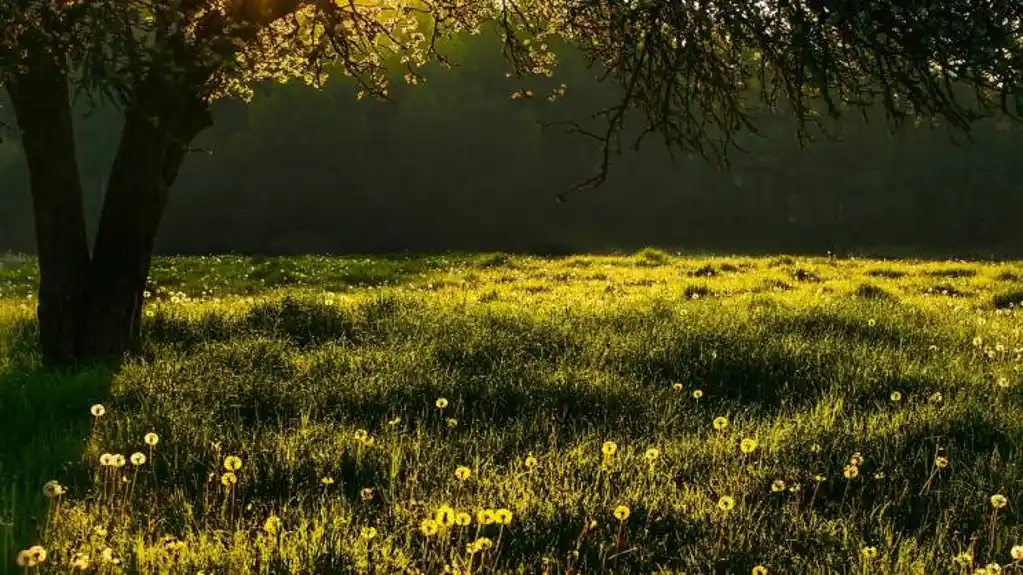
[320,476,334,485]
[602,441,618,456]
[753,567,768,575]
[991,494,1008,509]
[986,564,1002,574]
[890,391,902,402]
[99,453,113,467]
[495,508,513,525]
[353,429,368,442]
[717,495,736,512]
[955,551,975,568]
[868,318,876,327]
[455,512,472,526]
[524,454,538,469]
[935,456,949,469]
[644,447,660,462]
[862,546,878,560]
[42,480,65,498]
[672,382,683,391]
[435,397,449,409]
[90,404,105,417]
[613,505,630,521]
[771,479,786,492]
[111,454,126,468]
[843,465,859,479]
[446,418,458,428]
[455,466,471,481]
[420,519,439,536]
[223,455,242,471]
[435,505,457,526]
[997,376,1010,388]
[144,432,159,446]
[1011,545,1023,560]
[740,438,758,454]
[477,509,496,525]
[813,474,826,483]
[849,452,864,466]
[361,527,377,540]
[221,472,237,486]
[692,389,704,399]
[789,483,802,493]
[100,548,115,564]
[15,550,31,567]
[130,452,146,466]
[27,546,46,565]
[361,487,374,501]
[71,553,90,571]
[263,516,282,534]
[713,416,729,431]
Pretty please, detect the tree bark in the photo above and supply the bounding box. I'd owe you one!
[76,85,212,363]
[6,60,91,367]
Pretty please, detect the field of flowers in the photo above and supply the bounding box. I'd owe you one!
[1,250,1023,574]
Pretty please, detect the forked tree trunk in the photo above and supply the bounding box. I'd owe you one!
[6,60,91,367]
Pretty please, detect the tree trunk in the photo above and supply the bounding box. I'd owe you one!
[76,89,212,363]
[6,61,91,367]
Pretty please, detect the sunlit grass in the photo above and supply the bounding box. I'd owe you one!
[2,251,1023,573]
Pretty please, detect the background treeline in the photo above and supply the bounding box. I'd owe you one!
[2,30,1022,258]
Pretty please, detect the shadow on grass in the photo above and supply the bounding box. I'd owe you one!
[0,319,114,569]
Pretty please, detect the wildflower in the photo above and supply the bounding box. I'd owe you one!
[524,454,538,469]
[713,416,729,431]
[813,474,826,483]
[672,382,684,391]
[130,452,146,466]
[42,480,65,498]
[973,336,983,347]
[1011,545,1023,560]
[862,546,878,560]
[644,447,660,462]
[477,509,496,525]
[717,495,736,512]
[27,546,47,565]
[435,397,449,409]
[986,564,1003,574]
[446,418,458,428]
[470,537,494,553]
[740,438,758,454]
[455,512,471,526]
[223,455,243,471]
[955,551,975,567]
[15,550,31,567]
[320,476,334,486]
[613,505,630,520]
[455,466,471,481]
[90,404,106,417]
[361,527,377,540]
[753,567,768,575]
[843,465,859,479]
[890,391,902,402]
[111,454,126,468]
[771,479,786,493]
[435,505,457,526]
[221,472,237,486]
[144,432,159,446]
[789,483,802,493]
[100,548,115,564]
[868,319,876,327]
[71,553,90,571]
[99,453,113,467]
[602,441,618,456]
[353,429,368,442]
[420,519,439,536]
[264,516,282,534]
[361,487,374,501]
[692,389,704,399]
[997,377,1010,389]
[991,494,1008,509]
[935,456,949,469]
[495,508,513,525]
[849,452,864,466]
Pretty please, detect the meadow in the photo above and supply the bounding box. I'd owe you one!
[2,250,1023,574]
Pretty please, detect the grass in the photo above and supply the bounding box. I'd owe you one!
[2,251,1023,574]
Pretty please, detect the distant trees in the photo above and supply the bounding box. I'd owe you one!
[1,0,1021,366]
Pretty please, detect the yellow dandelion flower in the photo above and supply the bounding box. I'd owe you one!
[100,547,115,564]
[264,516,282,534]
[771,479,786,493]
[997,377,1010,389]
[111,454,126,468]
[1011,545,1023,560]
[71,553,90,571]
[15,550,31,567]
[740,438,758,454]
[130,452,146,466]
[524,454,538,468]
[713,416,729,431]
[991,494,1008,509]
[455,466,471,481]
[223,455,242,471]
[360,527,377,540]
[353,429,368,442]
[692,389,704,399]
[601,441,618,456]
[935,456,949,469]
[144,432,159,446]
[321,476,334,485]
[42,480,65,499]
[477,509,496,525]
[868,318,876,327]
[435,505,457,526]
[672,382,684,391]
[27,545,47,564]
[420,519,439,536]
[435,397,449,409]
[717,495,736,512]
[986,563,1002,574]
[495,508,513,525]
[90,404,106,417]
[890,391,902,402]
[955,551,975,567]
[644,447,660,462]
[99,453,113,467]
[861,546,878,560]
[613,505,630,521]
[455,512,472,526]
[474,537,494,551]
[446,418,458,428]
[221,471,237,486]
[789,483,802,493]
[813,474,826,482]
[753,566,768,575]
[849,452,864,466]
[843,465,859,479]
[361,487,374,501]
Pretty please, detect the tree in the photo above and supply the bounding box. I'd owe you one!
[1,0,1021,366]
